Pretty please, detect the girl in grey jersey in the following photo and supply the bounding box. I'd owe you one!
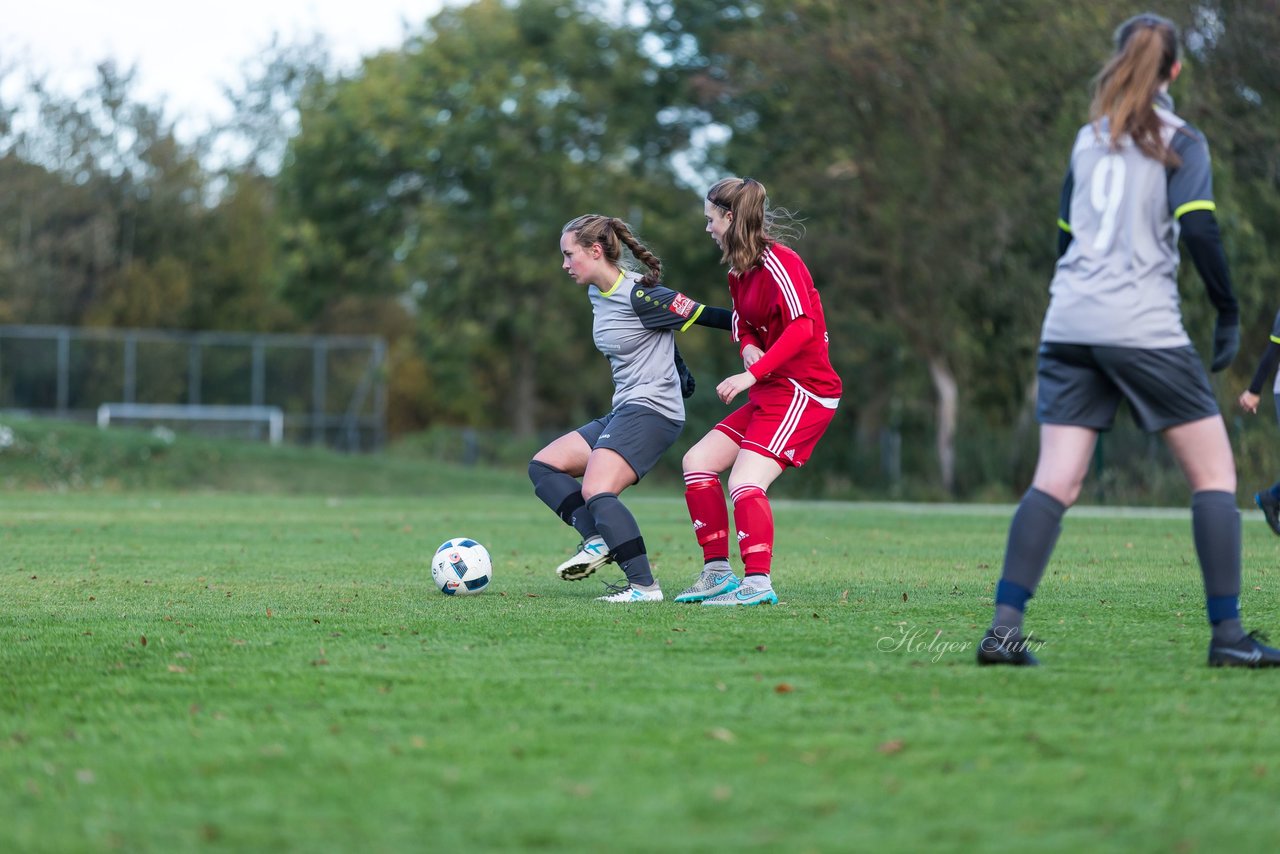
[977,13,1280,667]
[527,215,731,602]
[1236,308,1280,536]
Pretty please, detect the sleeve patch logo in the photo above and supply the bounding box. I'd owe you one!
[669,294,696,318]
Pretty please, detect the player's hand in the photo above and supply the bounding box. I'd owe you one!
[1211,320,1239,372]
[673,346,696,399]
[741,344,764,371]
[1239,390,1260,414]
[716,371,756,404]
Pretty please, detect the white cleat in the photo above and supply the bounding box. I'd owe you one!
[596,582,664,603]
[702,577,778,606]
[556,536,612,581]
[674,569,740,603]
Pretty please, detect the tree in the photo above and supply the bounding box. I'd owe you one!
[1180,0,1280,343]
[0,62,211,328]
[641,0,1141,493]
[282,0,693,435]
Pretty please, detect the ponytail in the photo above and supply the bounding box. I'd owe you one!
[1090,13,1181,166]
[706,176,803,272]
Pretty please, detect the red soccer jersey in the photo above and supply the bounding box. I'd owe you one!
[729,244,842,400]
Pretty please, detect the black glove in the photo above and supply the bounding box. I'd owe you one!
[674,345,695,398]
[1211,320,1239,372]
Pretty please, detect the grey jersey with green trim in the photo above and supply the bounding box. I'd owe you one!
[1043,92,1215,348]
[589,270,708,422]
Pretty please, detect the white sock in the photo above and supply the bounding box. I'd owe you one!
[703,559,731,577]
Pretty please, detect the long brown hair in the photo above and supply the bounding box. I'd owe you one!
[705,176,802,272]
[561,214,663,287]
[1090,13,1181,166]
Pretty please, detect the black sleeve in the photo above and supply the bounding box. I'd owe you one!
[630,284,709,331]
[1179,209,1238,326]
[1056,167,1074,259]
[1248,341,1280,395]
[691,305,732,330]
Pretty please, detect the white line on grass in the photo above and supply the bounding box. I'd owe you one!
[627,495,1270,522]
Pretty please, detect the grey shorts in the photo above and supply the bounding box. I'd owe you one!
[576,403,684,480]
[1036,342,1220,433]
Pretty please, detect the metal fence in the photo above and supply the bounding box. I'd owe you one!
[0,325,386,451]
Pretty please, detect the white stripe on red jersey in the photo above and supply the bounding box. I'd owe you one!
[761,248,803,320]
[726,243,842,400]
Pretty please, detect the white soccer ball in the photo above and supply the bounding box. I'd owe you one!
[431,538,492,595]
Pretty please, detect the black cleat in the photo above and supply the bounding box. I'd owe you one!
[1255,492,1280,536]
[1207,630,1280,668]
[976,627,1041,666]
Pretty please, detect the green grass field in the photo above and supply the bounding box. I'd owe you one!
[4,478,1280,852]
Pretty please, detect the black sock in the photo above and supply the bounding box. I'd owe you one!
[586,492,654,586]
[529,460,597,539]
[1192,490,1244,644]
[991,488,1066,634]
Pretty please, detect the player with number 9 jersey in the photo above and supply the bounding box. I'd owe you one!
[1043,87,1224,349]
[975,13,1280,669]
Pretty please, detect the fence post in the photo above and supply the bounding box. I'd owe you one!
[372,338,387,451]
[312,341,327,446]
[123,334,137,403]
[188,342,202,405]
[251,339,265,407]
[56,329,70,414]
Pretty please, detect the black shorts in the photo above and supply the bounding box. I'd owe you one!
[576,403,683,480]
[1036,342,1219,433]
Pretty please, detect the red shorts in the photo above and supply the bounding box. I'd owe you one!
[714,380,839,468]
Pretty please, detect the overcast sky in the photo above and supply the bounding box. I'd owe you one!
[1,0,448,137]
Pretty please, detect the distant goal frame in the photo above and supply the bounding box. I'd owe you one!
[96,403,285,446]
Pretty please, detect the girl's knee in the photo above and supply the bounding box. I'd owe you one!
[1033,479,1081,508]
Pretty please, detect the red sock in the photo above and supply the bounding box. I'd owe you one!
[731,484,773,575]
[684,471,729,562]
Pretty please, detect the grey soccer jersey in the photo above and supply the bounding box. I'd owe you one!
[588,270,709,422]
[1043,92,1215,348]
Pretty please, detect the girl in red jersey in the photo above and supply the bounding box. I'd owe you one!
[676,177,842,606]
